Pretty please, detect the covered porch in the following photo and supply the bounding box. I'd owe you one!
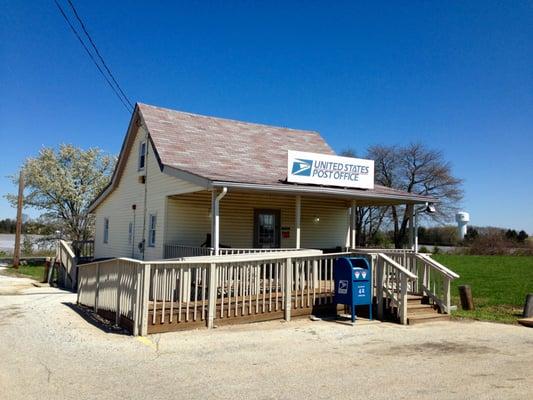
[162,185,424,259]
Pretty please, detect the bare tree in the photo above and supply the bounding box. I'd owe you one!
[369,143,463,248]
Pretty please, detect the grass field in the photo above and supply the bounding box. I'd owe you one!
[2,265,46,281]
[433,255,533,323]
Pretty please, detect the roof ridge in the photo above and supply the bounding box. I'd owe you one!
[136,102,323,136]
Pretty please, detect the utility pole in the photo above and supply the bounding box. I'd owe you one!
[13,170,24,268]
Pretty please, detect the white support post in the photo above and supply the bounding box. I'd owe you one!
[284,257,292,322]
[140,264,151,336]
[376,256,384,320]
[211,191,217,255]
[350,200,357,249]
[207,262,217,328]
[408,205,414,250]
[94,263,100,313]
[414,211,419,253]
[345,207,351,250]
[295,195,301,249]
[444,277,451,314]
[400,274,408,325]
[211,188,227,256]
[115,261,122,326]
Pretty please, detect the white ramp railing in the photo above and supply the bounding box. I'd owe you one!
[56,240,77,290]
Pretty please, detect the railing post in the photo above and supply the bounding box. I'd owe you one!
[140,264,151,336]
[313,259,319,289]
[115,261,122,326]
[284,257,292,322]
[400,274,408,325]
[94,263,100,313]
[76,266,82,305]
[443,277,451,314]
[207,262,217,328]
[376,255,384,320]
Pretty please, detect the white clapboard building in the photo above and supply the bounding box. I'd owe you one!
[72,103,459,335]
[89,103,432,260]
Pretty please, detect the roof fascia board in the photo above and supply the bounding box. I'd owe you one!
[211,181,435,205]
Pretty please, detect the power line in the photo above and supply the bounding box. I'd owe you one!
[53,0,133,113]
[65,0,134,110]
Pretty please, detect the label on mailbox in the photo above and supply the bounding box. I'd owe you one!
[338,280,348,294]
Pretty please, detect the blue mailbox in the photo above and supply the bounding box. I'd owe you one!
[334,257,372,322]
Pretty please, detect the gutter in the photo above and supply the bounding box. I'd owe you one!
[210,181,436,204]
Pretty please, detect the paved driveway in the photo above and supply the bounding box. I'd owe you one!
[0,272,532,400]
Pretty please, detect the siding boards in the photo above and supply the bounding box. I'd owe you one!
[93,125,203,260]
[166,191,350,250]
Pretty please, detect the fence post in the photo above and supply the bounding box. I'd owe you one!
[115,261,122,326]
[376,256,384,320]
[76,264,81,305]
[94,263,100,313]
[207,262,217,329]
[140,264,151,336]
[313,259,319,289]
[284,257,292,322]
[400,274,408,325]
[444,277,451,314]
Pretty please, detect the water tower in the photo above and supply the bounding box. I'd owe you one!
[455,212,470,240]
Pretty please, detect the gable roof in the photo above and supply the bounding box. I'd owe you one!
[138,103,333,184]
[89,103,435,212]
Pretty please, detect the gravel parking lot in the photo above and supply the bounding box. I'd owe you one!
[0,271,532,400]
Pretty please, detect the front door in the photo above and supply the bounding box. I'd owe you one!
[253,209,280,248]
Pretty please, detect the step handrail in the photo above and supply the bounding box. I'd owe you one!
[415,253,460,279]
[378,253,418,280]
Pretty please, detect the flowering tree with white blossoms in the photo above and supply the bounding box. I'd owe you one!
[7,144,115,243]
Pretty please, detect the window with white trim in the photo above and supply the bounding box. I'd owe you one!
[128,222,133,244]
[148,214,156,247]
[103,218,109,244]
[138,141,146,170]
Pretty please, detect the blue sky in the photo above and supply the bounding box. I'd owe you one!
[1,1,532,232]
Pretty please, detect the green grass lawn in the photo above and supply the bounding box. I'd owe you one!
[433,255,533,324]
[2,265,46,281]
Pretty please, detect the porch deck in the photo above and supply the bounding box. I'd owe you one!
[76,248,459,335]
[146,288,336,333]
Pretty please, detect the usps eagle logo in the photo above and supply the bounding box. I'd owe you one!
[291,159,313,176]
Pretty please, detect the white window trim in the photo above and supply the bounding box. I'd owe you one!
[148,214,157,247]
[103,217,109,244]
[138,140,147,171]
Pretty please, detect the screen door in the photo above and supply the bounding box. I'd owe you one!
[253,209,281,248]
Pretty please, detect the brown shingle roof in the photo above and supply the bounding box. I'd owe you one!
[138,103,334,184]
[88,103,435,212]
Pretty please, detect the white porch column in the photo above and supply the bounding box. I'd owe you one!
[350,200,357,249]
[211,191,216,253]
[408,205,414,250]
[295,195,301,249]
[211,188,228,255]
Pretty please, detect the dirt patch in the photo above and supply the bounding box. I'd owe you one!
[382,340,497,356]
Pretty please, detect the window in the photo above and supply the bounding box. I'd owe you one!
[138,141,146,170]
[103,218,109,244]
[148,214,156,247]
[128,222,133,244]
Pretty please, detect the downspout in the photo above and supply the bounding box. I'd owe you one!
[212,187,228,255]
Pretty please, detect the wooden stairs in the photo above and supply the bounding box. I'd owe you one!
[406,295,450,325]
